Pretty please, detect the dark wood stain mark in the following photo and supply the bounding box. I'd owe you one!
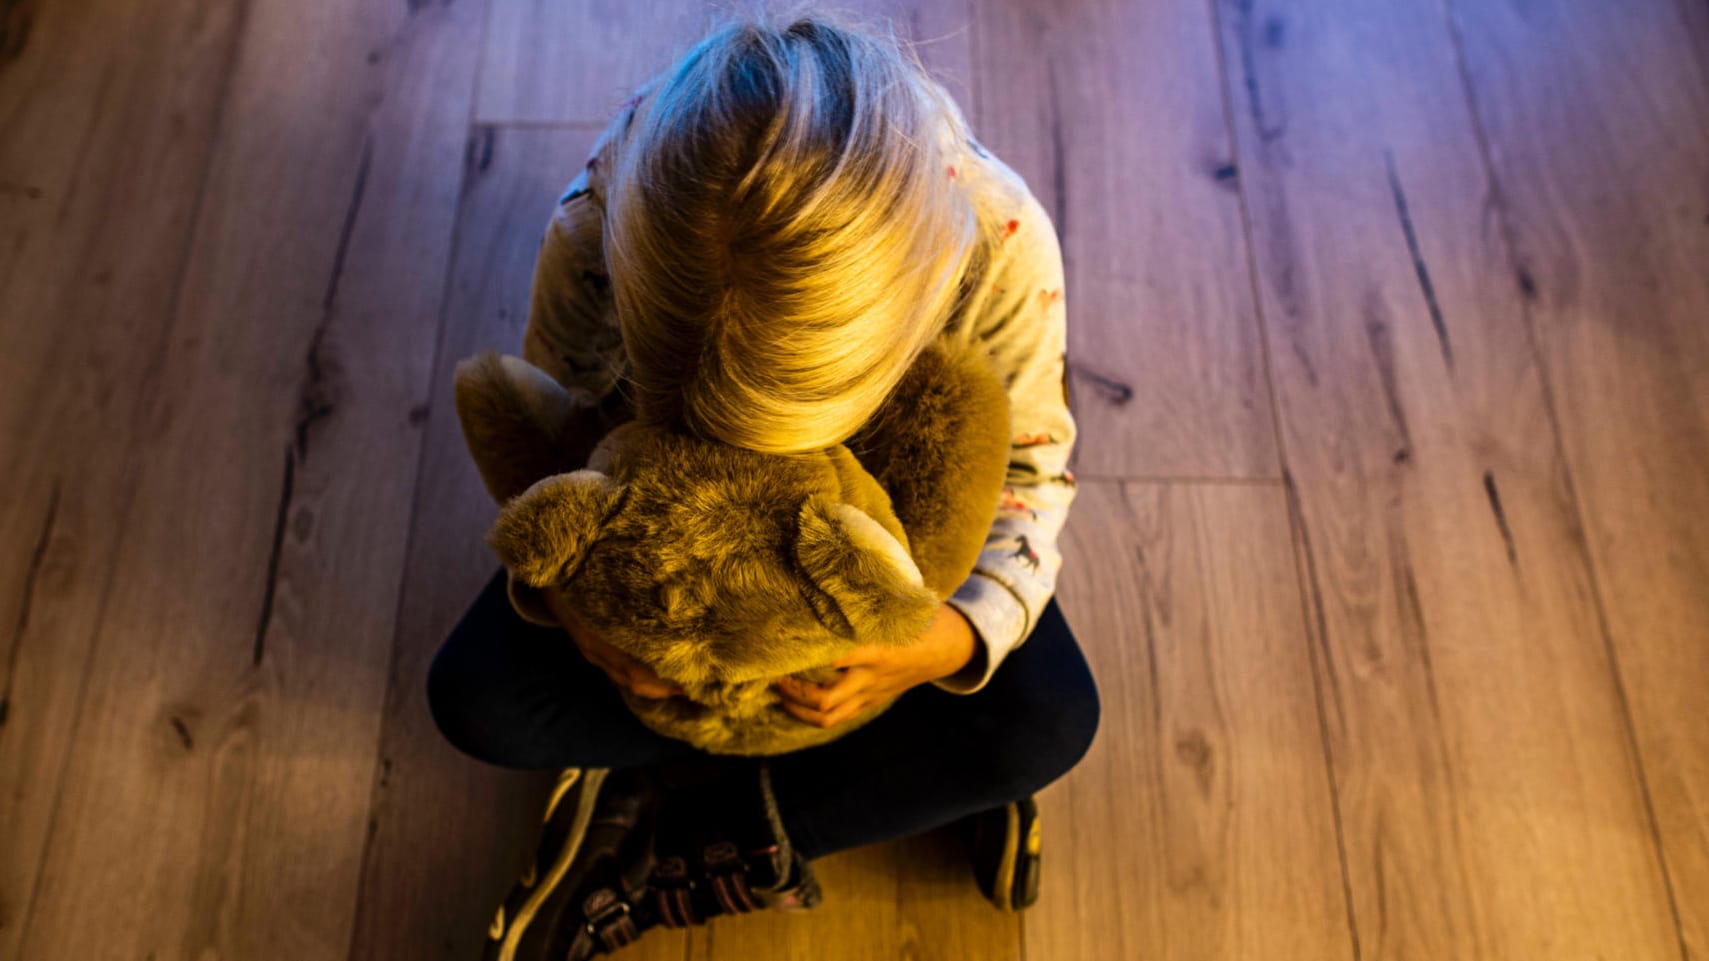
[407,402,430,426]
[1364,295,1414,458]
[168,715,194,751]
[1045,55,1069,241]
[253,449,295,665]
[1391,538,1446,731]
[2,481,60,728]
[1515,265,1538,301]
[1482,470,1519,568]
[322,135,373,313]
[1,0,33,69]
[0,181,44,199]
[1175,728,1215,796]
[290,504,313,542]
[465,125,495,193]
[1070,363,1134,405]
[1383,151,1454,369]
[295,320,338,462]
[1232,0,1284,141]
[379,756,392,788]
[475,125,494,173]
[1262,14,1285,48]
[1212,163,1240,191]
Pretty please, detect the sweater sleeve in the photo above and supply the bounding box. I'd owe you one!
[518,111,635,407]
[932,189,1078,694]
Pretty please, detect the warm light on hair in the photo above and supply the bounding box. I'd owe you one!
[603,3,994,454]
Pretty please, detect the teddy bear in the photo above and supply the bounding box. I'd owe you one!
[451,334,1010,756]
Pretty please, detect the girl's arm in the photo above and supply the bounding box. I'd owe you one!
[933,188,1079,694]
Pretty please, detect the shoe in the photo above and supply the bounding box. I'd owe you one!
[484,766,663,961]
[644,759,823,927]
[958,795,1041,911]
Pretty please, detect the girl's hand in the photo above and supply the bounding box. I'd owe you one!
[773,602,979,729]
[540,586,685,700]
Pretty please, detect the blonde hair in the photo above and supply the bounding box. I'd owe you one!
[603,3,996,454]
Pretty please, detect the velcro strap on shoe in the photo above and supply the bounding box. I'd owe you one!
[580,887,637,951]
[651,856,699,928]
[702,841,761,913]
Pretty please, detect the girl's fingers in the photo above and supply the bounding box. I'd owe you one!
[779,700,826,727]
[628,675,682,700]
[587,648,681,699]
[779,694,864,730]
[581,645,626,680]
[773,679,812,710]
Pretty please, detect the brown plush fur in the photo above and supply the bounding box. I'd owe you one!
[453,336,1010,755]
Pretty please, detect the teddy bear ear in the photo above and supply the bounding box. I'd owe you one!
[453,351,605,504]
[487,470,625,589]
[793,496,939,646]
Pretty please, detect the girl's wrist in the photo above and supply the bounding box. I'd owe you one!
[928,603,979,681]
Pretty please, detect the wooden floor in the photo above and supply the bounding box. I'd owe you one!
[2,0,1704,957]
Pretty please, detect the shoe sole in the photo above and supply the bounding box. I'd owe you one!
[491,767,610,961]
[990,797,1041,912]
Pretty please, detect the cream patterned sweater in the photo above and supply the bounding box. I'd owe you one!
[510,79,1077,695]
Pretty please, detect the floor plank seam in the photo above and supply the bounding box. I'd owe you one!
[1201,0,1364,957]
[341,2,500,955]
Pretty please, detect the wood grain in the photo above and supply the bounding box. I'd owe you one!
[1022,481,1352,961]
[4,0,483,955]
[1447,0,1709,952]
[972,0,1280,479]
[344,125,687,961]
[476,0,976,126]
[1215,0,1686,956]
[0,0,246,953]
[6,0,1705,954]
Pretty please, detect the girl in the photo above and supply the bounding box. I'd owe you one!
[427,7,1100,958]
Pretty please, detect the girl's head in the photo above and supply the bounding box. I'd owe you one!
[603,4,991,454]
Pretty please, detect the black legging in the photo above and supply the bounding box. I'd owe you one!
[427,568,1101,861]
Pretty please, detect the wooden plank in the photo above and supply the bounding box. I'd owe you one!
[345,125,686,961]
[686,834,1020,961]
[476,0,976,127]
[1020,481,1351,960]
[972,0,1280,479]
[1215,0,1685,956]
[476,0,709,124]
[1446,0,1709,952]
[0,0,246,953]
[8,0,484,954]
